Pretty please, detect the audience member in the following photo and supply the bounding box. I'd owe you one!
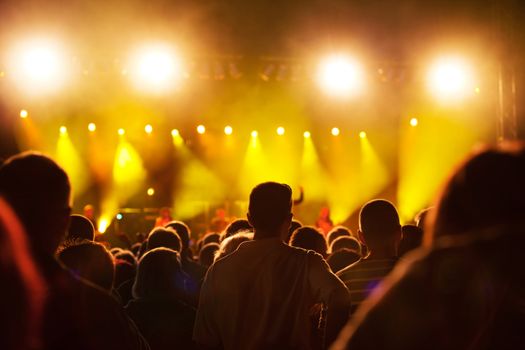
[220,218,252,241]
[415,207,432,230]
[398,224,423,258]
[194,182,351,349]
[327,249,361,274]
[315,206,334,235]
[147,227,181,252]
[330,236,362,255]
[198,243,220,268]
[202,232,221,245]
[66,214,95,241]
[214,231,253,261]
[114,259,137,306]
[154,207,172,228]
[284,219,302,245]
[289,226,328,257]
[327,226,353,247]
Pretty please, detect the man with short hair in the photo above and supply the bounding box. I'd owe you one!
[337,199,401,311]
[194,182,351,349]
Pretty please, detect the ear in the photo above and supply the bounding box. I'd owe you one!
[357,229,366,245]
[247,213,253,227]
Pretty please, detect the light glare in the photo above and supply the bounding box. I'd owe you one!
[171,129,180,137]
[410,118,418,127]
[303,131,311,138]
[197,125,206,134]
[145,124,153,134]
[20,110,28,118]
[147,187,155,196]
[427,56,474,102]
[224,125,233,135]
[277,126,285,135]
[88,123,96,132]
[251,130,258,138]
[331,127,340,136]
[318,55,364,97]
[118,128,125,136]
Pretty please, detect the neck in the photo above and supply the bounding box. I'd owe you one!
[253,229,282,241]
[367,245,397,260]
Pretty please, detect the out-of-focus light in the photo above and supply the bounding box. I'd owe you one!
[116,213,123,220]
[8,38,69,95]
[410,118,418,127]
[128,43,183,94]
[145,124,153,134]
[317,54,365,97]
[475,87,480,94]
[224,125,233,135]
[277,126,285,135]
[197,125,206,134]
[147,187,155,196]
[427,56,474,102]
[118,128,125,136]
[20,109,28,118]
[88,123,96,132]
[251,130,258,138]
[331,127,340,136]
[171,129,180,137]
[359,131,367,139]
[98,219,109,233]
[59,126,67,134]
[303,131,311,138]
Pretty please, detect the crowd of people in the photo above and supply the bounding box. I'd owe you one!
[0,141,524,350]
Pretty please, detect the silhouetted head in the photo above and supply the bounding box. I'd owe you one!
[66,214,95,241]
[428,143,525,244]
[114,259,136,290]
[221,218,252,241]
[285,219,303,244]
[147,227,181,252]
[415,208,432,230]
[289,226,328,257]
[165,221,191,253]
[248,182,292,238]
[57,240,115,291]
[327,249,361,274]
[133,248,186,300]
[330,236,362,255]
[359,199,401,253]
[215,231,253,261]
[398,224,423,257]
[114,250,137,268]
[0,152,71,255]
[327,226,353,247]
[199,243,220,268]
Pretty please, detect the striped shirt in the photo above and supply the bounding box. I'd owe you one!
[336,258,397,310]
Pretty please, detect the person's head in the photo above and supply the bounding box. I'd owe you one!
[0,152,71,255]
[203,232,221,245]
[199,243,220,268]
[358,199,401,254]
[221,218,252,241]
[114,259,136,290]
[66,214,95,241]
[427,143,525,245]
[415,208,432,230]
[114,250,137,268]
[247,182,292,238]
[398,225,423,257]
[289,226,328,257]
[327,249,361,274]
[330,236,362,255]
[131,242,142,257]
[285,219,303,245]
[327,226,353,247]
[57,240,115,291]
[132,248,186,300]
[215,231,253,261]
[165,220,190,253]
[147,227,181,252]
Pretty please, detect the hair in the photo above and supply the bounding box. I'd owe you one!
[147,227,182,252]
[114,259,136,290]
[248,182,292,233]
[289,226,328,257]
[215,231,253,261]
[415,208,432,229]
[0,152,71,255]
[428,143,525,245]
[330,236,362,255]
[165,221,190,252]
[132,248,186,300]
[114,250,137,268]
[57,240,115,291]
[327,249,362,274]
[131,242,142,257]
[327,226,353,246]
[203,232,221,245]
[221,218,252,241]
[285,219,303,245]
[398,225,424,257]
[359,199,401,247]
[199,243,220,268]
[66,214,95,241]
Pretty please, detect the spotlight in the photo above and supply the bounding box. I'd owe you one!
[224,125,233,135]
[197,125,206,134]
[59,126,67,134]
[145,124,153,134]
[359,131,367,139]
[147,187,155,196]
[118,128,125,136]
[317,54,364,97]
[277,126,285,135]
[88,123,96,132]
[331,127,340,136]
[303,131,311,138]
[20,109,28,118]
[251,130,258,138]
[410,118,418,127]
[171,129,180,137]
[116,213,123,220]
[427,56,474,102]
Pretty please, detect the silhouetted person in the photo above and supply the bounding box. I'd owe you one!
[66,214,95,241]
[194,182,351,349]
[0,152,148,350]
[57,240,115,292]
[337,199,401,311]
[327,226,353,247]
[147,227,181,252]
[333,143,525,350]
[289,226,328,258]
[220,218,252,241]
[327,249,361,274]
[398,224,423,258]
[330,236,362,255]
[214,231,253,262]
[126,248,196,350]
[199,243,220,268]
[114,259,137,306]
[316,206,334,235]
[284,219,302,245]
[202,232,221,245]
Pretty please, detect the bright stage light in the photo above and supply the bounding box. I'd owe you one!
[410,118,418,127]
[128,44,183,94]
[171,129,180,137]
[116,213,123,220]
[20,110,28,119]
[251,130,258,138]
[145,124,153,134]
[118,128,125,136]
[197,125,206,134]
[427,56,474,102]
[7,38,69,95]
[303,131,311,138]
[98,218,110,233]
[88,123,96,132]
[277,127,285,135]
[331,127,340,136]
[317,54,364,97]
[147,187,155,196]
[359,131,367,139]
[224,125,233,135]
[59,126,67,134]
